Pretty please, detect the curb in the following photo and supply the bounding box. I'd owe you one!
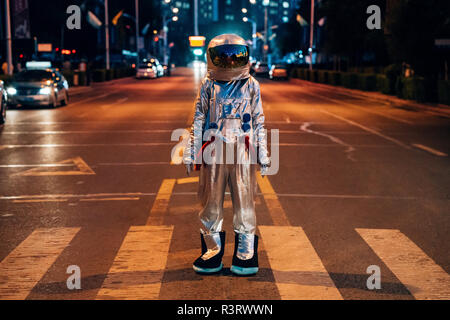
[291,78,450,116]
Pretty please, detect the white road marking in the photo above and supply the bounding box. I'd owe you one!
[0,143,170,148]
[12,157,95,176]
[259,226,343,300]
[98,162,168,166]
[96,226,173,300]
[0,228,80,300]
[0,192,426,201]
[412,144,447,157]
[301,122,356,161]
[308,89,415,125]
[79,197,140,202]
[320,109,412,149]
[1,130,174,135]
[356,228,450,300]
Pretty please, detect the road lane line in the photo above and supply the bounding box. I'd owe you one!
[12,157,95,176]
[0,228,80,300]
[1,130,174,134]
[146,179,177,225]
[308,89,414,125]
[256,172,290,226]
[0,143,170,148]
[79,197,140,202]
[259,226,343,300]
[12,199,68,203]
[96,226,173,300]
[320,109,411,149]
[356,228,450,300]
[98,162,168,166]
[412,144,447,157]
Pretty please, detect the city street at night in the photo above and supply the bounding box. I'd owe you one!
[0,68,449,300]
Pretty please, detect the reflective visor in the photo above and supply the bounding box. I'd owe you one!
[208,44,249,69]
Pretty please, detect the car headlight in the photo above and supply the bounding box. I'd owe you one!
[39,87,52,95]
[7,87,17,95]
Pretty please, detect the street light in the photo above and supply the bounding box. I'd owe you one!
[242,17,257,52]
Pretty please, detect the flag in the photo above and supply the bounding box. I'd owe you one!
[112,10,123,26]
[296,14,308,27]
[87,11,102,29]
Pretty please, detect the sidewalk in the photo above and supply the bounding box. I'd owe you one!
[291,78,450,117]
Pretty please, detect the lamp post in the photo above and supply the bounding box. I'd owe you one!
[242,17,257,52]
[135,0,140,66]
[309,0,315,70]
[5,0,13,75]
[105,0,110,70]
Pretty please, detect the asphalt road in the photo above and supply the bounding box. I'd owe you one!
[0,67,449,300]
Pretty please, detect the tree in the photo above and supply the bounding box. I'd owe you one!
[386,0,450,77]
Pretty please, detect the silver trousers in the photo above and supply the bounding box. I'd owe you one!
[198,155,257,235]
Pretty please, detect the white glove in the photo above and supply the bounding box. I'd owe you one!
[186,163,194,176]
[260,164,269,176]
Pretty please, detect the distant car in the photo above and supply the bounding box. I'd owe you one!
[269,64,288,80]
[0,80,7,124]
[253,62,269,76]
[6,69,69,108]
[136,63,157,79]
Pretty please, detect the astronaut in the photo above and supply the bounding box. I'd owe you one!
[184,34,269,276]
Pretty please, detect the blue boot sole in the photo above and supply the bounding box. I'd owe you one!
[193,262,223,274]
[230,265,259,276]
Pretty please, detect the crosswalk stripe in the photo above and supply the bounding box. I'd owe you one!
[0,228,80,300]
[259,226,343,300]
[96,225,174,300]
[256,173,290,226]
[146,179,176,225]
[356,228,450,300]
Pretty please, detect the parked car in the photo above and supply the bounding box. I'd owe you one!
[0,80,7,124]
[269,64,288,80]
[253,62,270,77]
[6,69,69,107]
[136,63,157,79]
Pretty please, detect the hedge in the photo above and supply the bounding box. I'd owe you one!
[438,80,450,105]
[328,71,341,86]
[317,70,329,84]
[341,72,359,89]
[357,74,377,91]
[401,77,426,102]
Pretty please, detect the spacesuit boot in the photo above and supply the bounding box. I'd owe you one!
[230,233,259,276]
[193,231,225,274]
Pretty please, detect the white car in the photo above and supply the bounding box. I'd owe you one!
[136,63,157,79]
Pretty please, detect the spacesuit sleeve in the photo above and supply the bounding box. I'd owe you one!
[250,79,270,166]
[183,78,210,165]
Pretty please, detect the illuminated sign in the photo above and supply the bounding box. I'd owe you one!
[189,36,206,47]
[38,43,52,52]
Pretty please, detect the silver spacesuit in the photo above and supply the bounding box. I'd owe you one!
[184,34,269,275]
